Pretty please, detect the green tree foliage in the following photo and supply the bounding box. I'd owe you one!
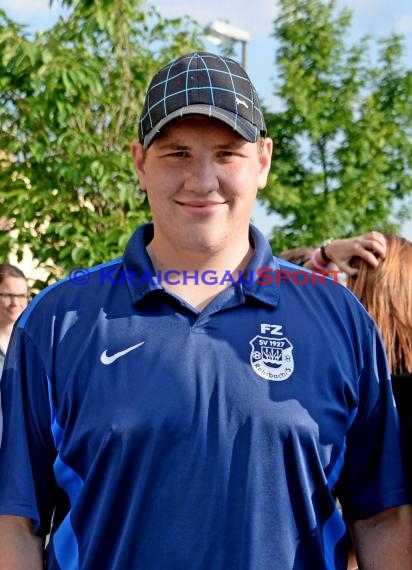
[263,0,412,251]
[0,0,203,286]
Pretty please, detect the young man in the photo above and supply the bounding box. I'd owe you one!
[0,52,410,569]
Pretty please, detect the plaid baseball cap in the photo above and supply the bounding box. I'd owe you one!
[139,51,267,148]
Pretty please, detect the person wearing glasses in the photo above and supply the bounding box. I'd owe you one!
[0,263,29,377]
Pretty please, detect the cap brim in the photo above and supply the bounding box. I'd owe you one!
[142,104,260,149]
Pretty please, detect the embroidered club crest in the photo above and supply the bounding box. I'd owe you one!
[249,335,294,381]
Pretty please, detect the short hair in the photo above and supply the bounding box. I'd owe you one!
[347,234,412,374]
[0,263,27,285]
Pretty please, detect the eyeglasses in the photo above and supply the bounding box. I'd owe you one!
[0,293,30,303]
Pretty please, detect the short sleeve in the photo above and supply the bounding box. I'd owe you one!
[336,321,411,520]
[0,326,57,535]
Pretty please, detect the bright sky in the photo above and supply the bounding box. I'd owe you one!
[2,0,412,239]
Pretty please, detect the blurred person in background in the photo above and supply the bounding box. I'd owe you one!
[0,263,29,377]
[0,263,29,443]
[347,234,412,450]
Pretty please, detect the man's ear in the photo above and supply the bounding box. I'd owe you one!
[257,137,273,190]
[131,141,146,190]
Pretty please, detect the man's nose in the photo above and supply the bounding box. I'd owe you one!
[184,158,219,193]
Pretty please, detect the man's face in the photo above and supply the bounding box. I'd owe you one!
[131,116,272,256]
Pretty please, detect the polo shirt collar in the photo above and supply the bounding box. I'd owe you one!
[123,223,280,309]
[244,225,280,308]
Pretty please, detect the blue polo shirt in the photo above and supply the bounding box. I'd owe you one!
[0,224,409,569]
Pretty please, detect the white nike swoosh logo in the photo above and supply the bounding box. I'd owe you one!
[100,341,145,365]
